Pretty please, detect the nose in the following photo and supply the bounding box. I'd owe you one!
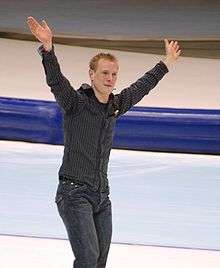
[107,74,113,81]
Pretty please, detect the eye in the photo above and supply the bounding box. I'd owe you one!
[112,73,117,77]
[103,71,108,75]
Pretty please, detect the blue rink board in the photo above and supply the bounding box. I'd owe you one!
[0,97,220,154]
[0,142,220,250]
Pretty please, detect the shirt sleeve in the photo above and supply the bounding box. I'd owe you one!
[114,61,169,116]
[38,45,84,113]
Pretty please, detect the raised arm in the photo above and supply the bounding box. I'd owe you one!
[27,16,84,113]
[115,39,181,116]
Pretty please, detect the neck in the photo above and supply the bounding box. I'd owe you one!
[92,85,109,103]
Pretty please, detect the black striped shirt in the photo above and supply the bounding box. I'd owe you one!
[38,45,168,191]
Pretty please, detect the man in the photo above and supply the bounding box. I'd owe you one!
[27,16,181,268]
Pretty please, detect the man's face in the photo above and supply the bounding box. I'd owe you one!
[89,58,119,95]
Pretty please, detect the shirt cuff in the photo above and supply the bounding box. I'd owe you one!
[37,44,54,59]
[158,60,169,73]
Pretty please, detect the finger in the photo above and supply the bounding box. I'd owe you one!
[41,19,49,29]
[174,49,181,59]
[177,50,181,57]
[164,38,169,47]
[169,40,174,47]
[173,41,178,49]
[27,16,40,32]
[27,16,35,22]
[27,16,39,27]
[27,21,37,33]
[174,44,180,52]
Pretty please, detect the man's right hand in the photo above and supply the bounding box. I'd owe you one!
[27,16,53,51]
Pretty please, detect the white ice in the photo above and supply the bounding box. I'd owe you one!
[1,140,220,251]
[1,234,220,268]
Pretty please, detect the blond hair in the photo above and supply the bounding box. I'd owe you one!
[89,53,118,71]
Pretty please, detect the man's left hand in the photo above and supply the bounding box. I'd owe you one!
[163,39,181,68]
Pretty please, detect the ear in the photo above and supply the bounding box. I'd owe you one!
[89,69,94,81]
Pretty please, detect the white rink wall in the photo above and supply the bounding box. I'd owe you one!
[0,38,220,109]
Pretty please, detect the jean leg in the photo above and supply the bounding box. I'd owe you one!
[56,190,99,268]
[94,196,112,268]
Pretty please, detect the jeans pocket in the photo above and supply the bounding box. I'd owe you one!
[57,180,87,197]
[68,183,87,195]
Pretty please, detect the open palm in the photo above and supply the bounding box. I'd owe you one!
[164,39,181,62]
[27,16,52,45]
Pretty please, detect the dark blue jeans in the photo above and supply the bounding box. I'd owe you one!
[55,179,112,268]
